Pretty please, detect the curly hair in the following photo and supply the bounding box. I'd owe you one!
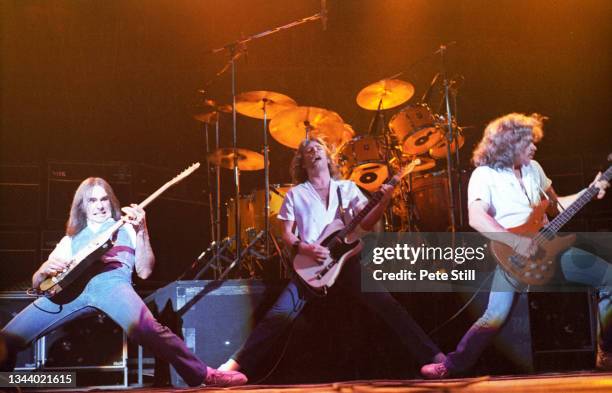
[472,113,546,169]
[66,177,122,236]
[290,138,340,184]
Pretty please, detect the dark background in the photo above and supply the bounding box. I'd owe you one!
[1,0,611,283]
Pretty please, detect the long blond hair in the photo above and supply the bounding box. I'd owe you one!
[65,177,121,236]
[290,138,340,184]
[472,113,545,169]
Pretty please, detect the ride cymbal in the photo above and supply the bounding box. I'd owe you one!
[235,91,297,119]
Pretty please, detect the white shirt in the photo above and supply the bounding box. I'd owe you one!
[50,221,137,260]
[277,179,368,244]
[467,160,552,228]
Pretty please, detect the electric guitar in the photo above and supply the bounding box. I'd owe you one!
[39,163,201,299]
[293,160,420,293]
[491,162,611,286]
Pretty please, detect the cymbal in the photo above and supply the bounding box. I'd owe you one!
[193,99,232,124]
[208,148,264,171]
[235,91,297,119]
[201,99,232,113]
[356,79,415,110]
[269,106,346,149]
[193,111,220,124]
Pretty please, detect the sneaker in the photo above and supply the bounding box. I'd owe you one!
[596,345,612,371]
[204,366,248,387]
[420,362,450,379]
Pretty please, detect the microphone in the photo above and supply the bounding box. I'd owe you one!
[321,0,328,31]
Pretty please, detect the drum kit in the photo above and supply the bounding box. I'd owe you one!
[189,71,466,279]
[178,4,467,279]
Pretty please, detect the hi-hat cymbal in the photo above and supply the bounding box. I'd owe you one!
[193,99,232,124]
[269,106,346,149]
[193,111,220,124]
[356,79,415,110]
[208,148,264,171]
[235,91,297,119]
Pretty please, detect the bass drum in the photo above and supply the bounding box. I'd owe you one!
[226,194,255,242]
[411,170,468,232]
[338,136,388,192]
[252,184,293,236]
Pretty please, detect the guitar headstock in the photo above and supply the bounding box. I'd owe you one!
[168,162,201,186]
[395,158,421,180]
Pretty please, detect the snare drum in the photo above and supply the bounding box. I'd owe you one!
[226,194,256,241]
[389,104,443,155]
[338,136,388,192]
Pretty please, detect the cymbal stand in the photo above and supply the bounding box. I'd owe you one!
[203,122,215,243]
[262,100,271,256]
[213,116,222,267]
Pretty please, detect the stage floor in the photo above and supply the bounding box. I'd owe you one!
[26,371,612,393]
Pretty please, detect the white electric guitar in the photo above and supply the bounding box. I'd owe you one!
[292,160,420,293]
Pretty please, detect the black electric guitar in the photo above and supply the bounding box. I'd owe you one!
[293,160,420,293]
[39,163,200,299]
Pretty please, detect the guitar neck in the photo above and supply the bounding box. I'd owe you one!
[546,165,612,234]
[338,175,401,238]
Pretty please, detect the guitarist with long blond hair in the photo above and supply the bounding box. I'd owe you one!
[219,138,445,380]
[421,113,611,378]
[1,177,247,387]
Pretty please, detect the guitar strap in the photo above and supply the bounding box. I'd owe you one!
[336,186,347,225]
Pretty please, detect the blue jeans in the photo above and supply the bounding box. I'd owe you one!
[1,264,207,387]
[445,247,612,373]
[232,256,442,373]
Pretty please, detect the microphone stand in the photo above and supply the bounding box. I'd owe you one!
[204,7,327,275]
[438,44,458,233]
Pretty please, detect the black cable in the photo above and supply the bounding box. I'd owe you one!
[428,271,494,336]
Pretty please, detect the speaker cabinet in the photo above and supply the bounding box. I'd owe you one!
[0,292,40,370]
[147,279,285,387]
[0,231,39,290]
[46,161,132,222]
[0,164,40,227]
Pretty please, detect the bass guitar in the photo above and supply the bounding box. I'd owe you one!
[293,160,420,293]
[491,162,611,286]
[39,163,201,298]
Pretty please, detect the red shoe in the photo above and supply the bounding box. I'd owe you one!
[204,366,248,387]
[420,362,450,379]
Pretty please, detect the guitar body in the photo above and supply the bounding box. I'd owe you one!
[42,241,114,303]
[491,200,576,285]
[39,225,119,300]
[293,219,363,292]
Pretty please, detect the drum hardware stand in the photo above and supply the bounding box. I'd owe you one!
[261,99,271,257]
[206,7,327,268]
[178,237,234,280]
[219,230,265,280]
[202,117,223,268]
[437,42,458,232]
